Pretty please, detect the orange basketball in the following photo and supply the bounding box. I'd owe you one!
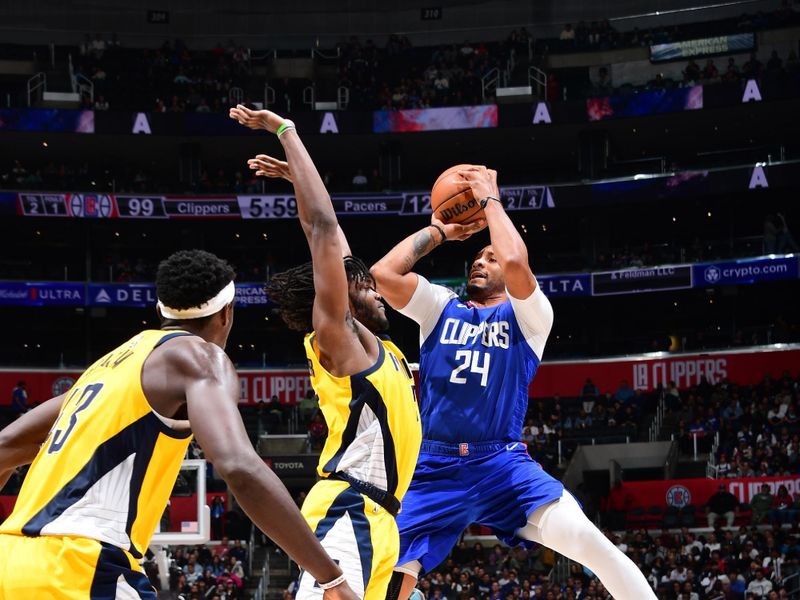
[430,164,484,224]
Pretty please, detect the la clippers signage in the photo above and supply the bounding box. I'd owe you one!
[527,345,800,397]
[2,345,797,404]
[621,476,800,510]
[238,371,314,404]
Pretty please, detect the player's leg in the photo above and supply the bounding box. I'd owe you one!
[296,480,372,599]
[517,491,657,600]
[363,508,401,600]
[0,534,156,598]
[386,562,422,600]
[386,452,474,600]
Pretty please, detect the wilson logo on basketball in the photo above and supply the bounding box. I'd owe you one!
[438,197,478,222]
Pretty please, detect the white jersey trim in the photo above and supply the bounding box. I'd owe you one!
[396,275,456,345]
[39,452,135,549]
[507,285,553,360]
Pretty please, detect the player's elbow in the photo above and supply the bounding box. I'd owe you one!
[501,251,530,271]
[370,262,391,285]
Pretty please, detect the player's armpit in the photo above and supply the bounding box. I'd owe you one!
[395,275,456,342]
[0,394,64,475]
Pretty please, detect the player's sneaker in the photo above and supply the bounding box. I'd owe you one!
[409,589,426,600]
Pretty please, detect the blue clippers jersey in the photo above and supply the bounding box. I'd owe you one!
[419,299,537,443]
[400,277,553,444]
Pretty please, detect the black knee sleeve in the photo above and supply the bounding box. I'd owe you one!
[385,570,405,600]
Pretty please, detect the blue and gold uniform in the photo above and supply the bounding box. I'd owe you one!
[0,330,193,600]
[297,334,421,600]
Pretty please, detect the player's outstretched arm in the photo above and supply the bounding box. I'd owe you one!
[247,153,353,258]
[371,218,485,309]
[459,167,537,299]
[230,105,364,368]
[0,394,64,490]
[178,341,355,599]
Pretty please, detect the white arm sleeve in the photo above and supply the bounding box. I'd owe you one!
[397,275,456,344]
[507,285,554,360]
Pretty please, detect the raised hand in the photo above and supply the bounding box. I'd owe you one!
[228,104,286,134]
[247,154,292,182]
[457,166,500,204]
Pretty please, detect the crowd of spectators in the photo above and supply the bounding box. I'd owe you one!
[667,372,800,482]
[283,525,800,599]
[696,373,800,482]
[521,380,656,467]
[337,34,516,111]
[0,158,387,196]
[544,3,800,55]
[73,34,255,114]
[152,539,250,600]
[2,3,798,116]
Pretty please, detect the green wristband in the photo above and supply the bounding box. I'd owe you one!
[276,119,296,137]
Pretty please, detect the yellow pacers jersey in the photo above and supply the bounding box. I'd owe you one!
[305,334,421,503]
[0,330,193,558]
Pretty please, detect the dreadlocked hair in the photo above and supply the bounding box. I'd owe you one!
[267,255,374,332]
[343,255,373,287]
[156,250,235,318]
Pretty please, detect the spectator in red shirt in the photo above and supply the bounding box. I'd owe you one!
[308,413,328,451]
[770,484,796,525]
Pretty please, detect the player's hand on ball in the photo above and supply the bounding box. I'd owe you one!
[247,154,292,182]
[229,104,286,134]
[433,216,487,241]
[458,166,500,204]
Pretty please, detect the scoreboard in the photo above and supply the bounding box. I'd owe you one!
[15,186,555,220]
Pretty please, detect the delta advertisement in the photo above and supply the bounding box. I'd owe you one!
[85,283,269,308]
[0,255,795,308]
[2,345,797,404]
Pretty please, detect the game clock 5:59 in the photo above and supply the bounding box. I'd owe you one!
[238,196,299,219]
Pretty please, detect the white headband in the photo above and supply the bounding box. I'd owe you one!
[158,281,236,320]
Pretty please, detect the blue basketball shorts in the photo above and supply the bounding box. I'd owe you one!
[396,440,564,574]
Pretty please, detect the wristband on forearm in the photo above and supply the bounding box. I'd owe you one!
[479,195,501,209]
[429,223,447,244]
[318,573,347,590]
[276,119,296,137]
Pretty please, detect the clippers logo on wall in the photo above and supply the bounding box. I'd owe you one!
[621,475,800,510]
[665,485,692,508]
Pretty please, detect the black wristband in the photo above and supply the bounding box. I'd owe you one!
[479,196,501,209]
[430,223,447,243]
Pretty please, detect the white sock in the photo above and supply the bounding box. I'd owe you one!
[517,490,656,600]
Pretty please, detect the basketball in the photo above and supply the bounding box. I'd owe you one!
[431,164,484,224]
